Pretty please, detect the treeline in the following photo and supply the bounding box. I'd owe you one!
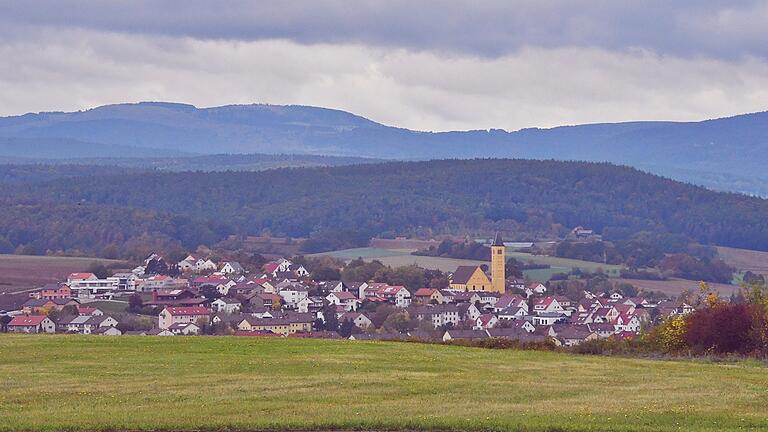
[2,159,768,257]
[413,239,490,260]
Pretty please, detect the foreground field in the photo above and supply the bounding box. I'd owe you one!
[0,336,767,432]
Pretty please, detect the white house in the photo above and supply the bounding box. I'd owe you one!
[339,312,373,329]
[326,291,360,311]
[7,315,55,333]
[168,322,201,335]
[533,296,565,315]
[220,261,245,275]
[211,298,242,314]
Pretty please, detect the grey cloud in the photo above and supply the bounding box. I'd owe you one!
[1,0,767,59]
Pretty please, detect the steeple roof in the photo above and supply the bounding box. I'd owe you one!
[492,232,504,247]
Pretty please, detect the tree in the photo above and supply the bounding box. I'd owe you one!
[320,305,339,331]
[200,285,222,300]
[505,258,523,278]
[87,262,113,279]
[128,293,144,312]
[338,319,355,338]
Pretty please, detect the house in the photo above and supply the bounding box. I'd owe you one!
[168,322,201,335]
[413,288,445,304]
[365,284,412,308]
[555,325,599,346]
[526,282,548,296]
[112,272,138,291]
[220,261,245,275]
[237,313,313,335]
[136,275,188,292]
[77,307,103,316]
[67,273,119,298]
[158,306,209,329]
[338,312,373,329]
[146,289,206,308]
[496,320,536,334]
[474,313,499,330]
[493,294,528,312]
[22,298,78,315]
[449,266,492,292]
[8,315,56,333]
[278,285,310,309]
[195,259,218,273]
[28,283,71,300]
[60,315,119,334]
[442,329,488,342]
[146,328,175,336]
[317,281,344,294]
[532,312,568,326]
[532,296,565,315]
[614,313,641,333]
[93,326,122,336]
[410,304,461,328]
[211,298,242,314]
[325,291,360,311]
[497,306,528,320]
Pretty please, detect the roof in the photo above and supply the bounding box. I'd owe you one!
[330,291,357,300]
[163,306,209,316]
[452,266,482,284]
[414,288,437,297]
[68,272,96,280]
[492,232,504,247]
[444,329,488,340]
[9,315,48,326]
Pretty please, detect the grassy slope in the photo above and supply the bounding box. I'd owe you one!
[1,336,767,432]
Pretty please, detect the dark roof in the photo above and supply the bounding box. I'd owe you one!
[492,232,504,247]
[452,266,481,284]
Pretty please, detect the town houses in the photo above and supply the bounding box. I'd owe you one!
[1,250,692,347]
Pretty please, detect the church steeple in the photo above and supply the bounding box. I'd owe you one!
[490,232,506,293]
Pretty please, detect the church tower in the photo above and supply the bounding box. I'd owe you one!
[490,232,506,293]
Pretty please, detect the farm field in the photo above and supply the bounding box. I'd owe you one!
[0,335,767,432]
[717,246,768,275]
[616,278,740,297]
[0,254,124,294]
[314,247,623,279]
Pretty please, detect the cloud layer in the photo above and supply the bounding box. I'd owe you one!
[1,1,767,131]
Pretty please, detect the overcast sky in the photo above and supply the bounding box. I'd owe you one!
[1,1,767,131]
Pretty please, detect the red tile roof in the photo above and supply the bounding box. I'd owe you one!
[68,272,96,280]
[163,306,209,316]
[9,315,48,326]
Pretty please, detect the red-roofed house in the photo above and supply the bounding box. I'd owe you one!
[533,296,564,315]
[413,288,445,304]
[474,313,499,330]
[158,306,209,329]
[7,315,55,333]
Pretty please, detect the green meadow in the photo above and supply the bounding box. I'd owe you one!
[1,335,767,431]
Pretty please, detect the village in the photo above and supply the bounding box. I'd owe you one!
[1,234,696,346]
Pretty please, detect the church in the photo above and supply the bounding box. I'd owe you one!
[448,233,506,293]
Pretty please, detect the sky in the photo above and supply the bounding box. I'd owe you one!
[1,1,768,131]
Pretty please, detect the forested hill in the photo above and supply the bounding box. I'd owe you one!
[3,102,768,195]
[1,159,767,258]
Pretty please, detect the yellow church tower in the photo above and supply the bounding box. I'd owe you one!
[490,232,506,293]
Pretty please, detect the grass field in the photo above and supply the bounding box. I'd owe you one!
[0,254,125,294]
[1,336,767,432]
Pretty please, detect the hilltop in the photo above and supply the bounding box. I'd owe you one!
[1,159,768,257]
[2,102,768,194]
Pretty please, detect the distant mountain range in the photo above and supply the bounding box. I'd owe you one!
[1,102,767,195]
